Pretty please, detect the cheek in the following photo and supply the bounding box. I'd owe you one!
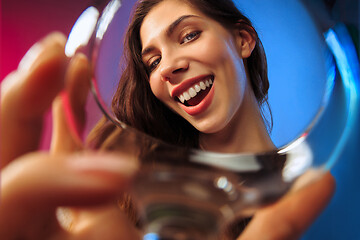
[199,35,247,101]
[149,75,167,101]
[199,38,244,93]
[195,35,235,67]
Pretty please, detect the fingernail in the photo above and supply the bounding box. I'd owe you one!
[68,53,88,71]
[68,152,138,177]
[18,41,43,71]
[18,32,66,71]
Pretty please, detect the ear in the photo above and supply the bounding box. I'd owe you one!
[233,28,256,59]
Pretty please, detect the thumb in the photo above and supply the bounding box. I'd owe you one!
[238,172,335,240]
[0,151,138,238]
[2,151,138,208]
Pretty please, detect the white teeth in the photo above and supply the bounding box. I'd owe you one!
[183,92,191,101]
[205,80,210,87]
[177,78,213,104]
[194,84,201,93]
[189,87,196,97]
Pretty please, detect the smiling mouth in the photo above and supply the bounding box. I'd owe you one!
[176,77,214,107]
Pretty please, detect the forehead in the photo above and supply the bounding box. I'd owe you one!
[140,0,205,45]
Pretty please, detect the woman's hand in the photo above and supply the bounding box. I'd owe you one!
[0,32,140,240]
[239,172,335,240]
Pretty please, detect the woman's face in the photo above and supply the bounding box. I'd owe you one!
[140,0,254,134]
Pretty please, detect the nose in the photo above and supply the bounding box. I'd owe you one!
[160,58,189,82]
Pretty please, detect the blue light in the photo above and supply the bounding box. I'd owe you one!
[143,233,160,240]
[324,24,360,169]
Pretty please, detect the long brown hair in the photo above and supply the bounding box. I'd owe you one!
[105,0,271,149]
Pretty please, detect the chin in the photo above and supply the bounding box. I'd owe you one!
[193,119,229,134]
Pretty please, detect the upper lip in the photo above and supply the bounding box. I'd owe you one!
[171,74,214,99]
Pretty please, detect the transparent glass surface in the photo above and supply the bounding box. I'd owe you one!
[65,0,359,239]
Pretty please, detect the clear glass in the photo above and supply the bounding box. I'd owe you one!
[65,0,359,239]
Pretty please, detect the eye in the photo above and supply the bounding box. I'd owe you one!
[148,57,161,72]
[181,31,201,44]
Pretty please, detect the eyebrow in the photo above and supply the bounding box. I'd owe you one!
[141,15,199,57]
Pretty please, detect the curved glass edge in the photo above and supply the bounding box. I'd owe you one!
[65,6,100,58]
[90,0,130,129]
[91,0,335,148]
[75,0,358,181]
[95,0,122,41]
[279,23,359,179]
[323,24,360,170]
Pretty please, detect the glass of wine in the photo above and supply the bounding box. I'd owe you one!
[65,0,359,239]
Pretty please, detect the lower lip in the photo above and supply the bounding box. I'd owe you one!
[180,84,215,116]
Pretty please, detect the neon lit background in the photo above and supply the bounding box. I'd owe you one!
[1,0,359,239]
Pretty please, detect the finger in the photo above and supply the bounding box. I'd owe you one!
[1,32,68,167]
[238,172,335,240]
[0,151,138,238]
[1,151,138,208]
[65,53,91,136]
[51,53,91,153]
[68,205,141,240]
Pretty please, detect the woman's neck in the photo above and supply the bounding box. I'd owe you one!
[199,91,275,154]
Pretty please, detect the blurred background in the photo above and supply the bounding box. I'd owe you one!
[1,0,359,239]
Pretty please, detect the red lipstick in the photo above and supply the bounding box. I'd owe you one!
[179,82,215,116]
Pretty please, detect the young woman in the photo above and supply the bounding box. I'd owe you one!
[0,0,335,239]
[88,1,277,237]
[92,0,274,155]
